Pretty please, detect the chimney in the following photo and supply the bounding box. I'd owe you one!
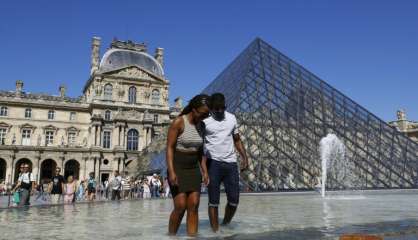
[16,80,23,96]
[396,109,407,131]
[59,85,66,97]
[174,97,183,109]
[155,47,164,67]
[90,36,101,75]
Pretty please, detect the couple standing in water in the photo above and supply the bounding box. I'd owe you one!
[166,93,248,236]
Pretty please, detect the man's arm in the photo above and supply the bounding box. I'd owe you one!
[61,178,64,194]
[31,180,35,194]
[233,133,248,171]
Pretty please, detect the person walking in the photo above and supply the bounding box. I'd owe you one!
[166,94,210,236]
[110,170,122,200]
[150,173,160,198]
[121,175,131,200]
[76,179,85,201]
[49,167,65,205]
[12,163,35,207]
[104,179,109,200]
[203,93,249,232]
[87,172,97,201]
[64,176,76,204]
[142,178,151,199]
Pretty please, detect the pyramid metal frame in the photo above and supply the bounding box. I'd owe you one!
[203,38,418,191]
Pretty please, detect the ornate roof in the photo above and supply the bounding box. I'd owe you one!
[99,49,164,77]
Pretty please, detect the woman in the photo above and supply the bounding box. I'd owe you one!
[76,179,85,201]
[64,176,76,204]
[166,94,210,236]
[142,179,151,199]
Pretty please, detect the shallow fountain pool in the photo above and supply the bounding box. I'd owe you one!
[1,190,417,239]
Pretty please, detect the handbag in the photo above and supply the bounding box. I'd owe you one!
[13,191,20,204]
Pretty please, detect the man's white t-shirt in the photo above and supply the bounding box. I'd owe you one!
[203,111,239,163]
[18,172,35,184]
[111,176,122,190]
[151,177,160,187]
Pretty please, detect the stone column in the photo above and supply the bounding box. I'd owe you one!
[93,157,97,177]
[118,126,122,146]
[96,157,101,182]
[85,157,95,179]
[35,155,41,184]
[146,128,151,146]
[123,126,127,149]
[10,154,15,184]
[5,157,13,184]
[113,158,119,172]
[94,126,98,146]
[83,157,88,180]
[99,126,102,147]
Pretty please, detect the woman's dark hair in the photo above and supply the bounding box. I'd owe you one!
[180,94,210,115]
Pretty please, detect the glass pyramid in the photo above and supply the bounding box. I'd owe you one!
[203,38,418,191]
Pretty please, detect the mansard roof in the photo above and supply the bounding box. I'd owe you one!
[0,90,84,104]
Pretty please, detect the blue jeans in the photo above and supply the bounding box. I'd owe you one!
[152,185,160,198]
[18,189,30,207]
[207,159,239,207]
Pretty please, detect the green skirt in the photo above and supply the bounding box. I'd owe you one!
[169,151,201,197]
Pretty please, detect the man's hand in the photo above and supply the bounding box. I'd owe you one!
[202,173,210,186]
[240,158,249,172]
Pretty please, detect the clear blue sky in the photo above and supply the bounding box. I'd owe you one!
[0,1,417,121]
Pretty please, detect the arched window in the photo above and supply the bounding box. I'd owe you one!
[151,89,160,105]
[127,129,139,151]
[104,110,111,121]
[104,84,113,100]
[128,86,136,104]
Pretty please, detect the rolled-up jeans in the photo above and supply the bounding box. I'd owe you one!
[18,189,30,207]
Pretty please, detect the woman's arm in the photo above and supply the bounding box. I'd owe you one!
[12,182,21,192]
[200,154,209,186]
[166,117,182,186]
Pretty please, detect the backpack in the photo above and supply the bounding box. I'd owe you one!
[87,179,96,190]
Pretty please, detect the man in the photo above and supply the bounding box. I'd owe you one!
[87,172,97,201]
[12,163,35,207]
[203,93,249,232]
[150,173,161,198]
[110,170,122,200]
[121,172,131,199]
[49,167,64,204]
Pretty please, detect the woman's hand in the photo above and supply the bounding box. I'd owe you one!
[202,173,210,186]
[168,171,178,186]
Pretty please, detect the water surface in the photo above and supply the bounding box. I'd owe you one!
[1,191,417,240]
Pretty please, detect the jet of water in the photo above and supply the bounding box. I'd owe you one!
[319,133,346,197]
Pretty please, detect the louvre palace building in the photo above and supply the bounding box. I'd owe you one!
[0,37,173,184]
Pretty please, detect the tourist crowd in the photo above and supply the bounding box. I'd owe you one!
[0,166,171,208]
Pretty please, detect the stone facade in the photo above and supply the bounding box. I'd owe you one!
[389,109,418,142]
[0,37,171,184]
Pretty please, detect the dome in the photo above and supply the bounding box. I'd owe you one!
[99,49,164,77]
